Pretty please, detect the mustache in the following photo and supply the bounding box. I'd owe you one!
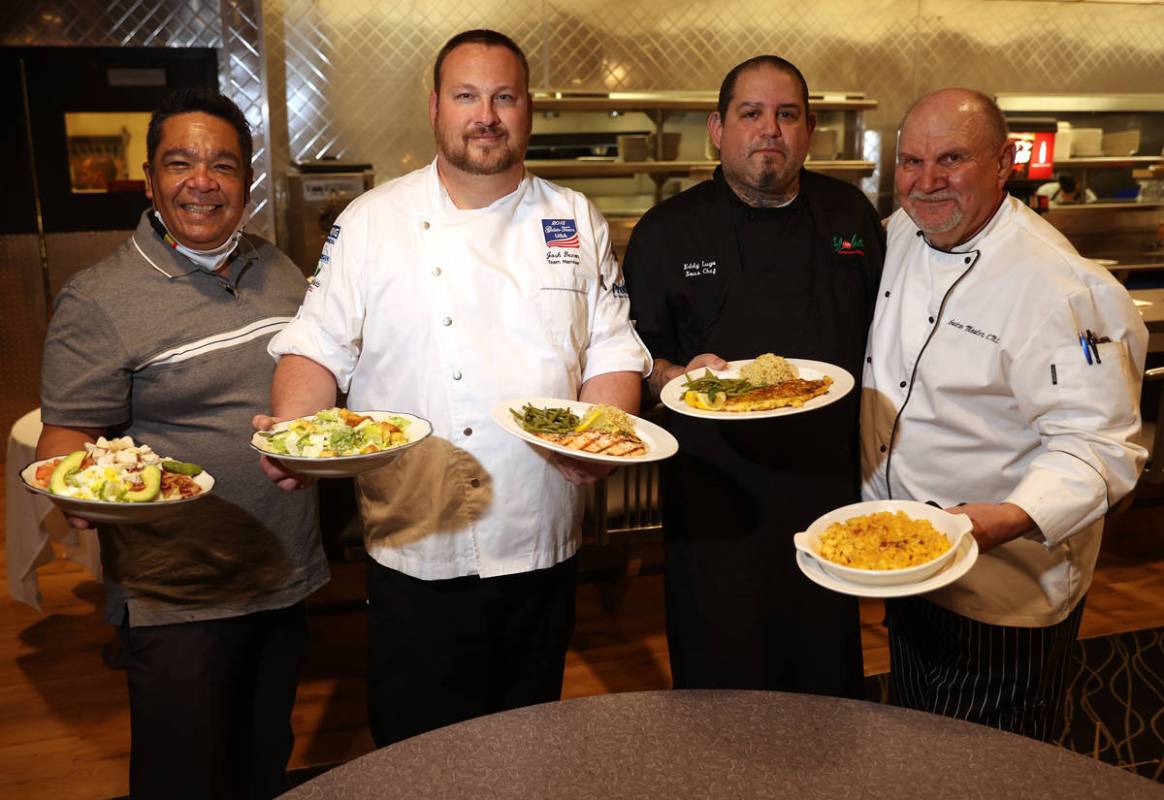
[909,189,958,202]
[749,140,787,156]
[466,122,507,137]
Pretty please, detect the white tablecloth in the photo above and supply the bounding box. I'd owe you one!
[5,409,102,610]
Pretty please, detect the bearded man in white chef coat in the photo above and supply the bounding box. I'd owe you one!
[860,88,1147,741]
[257,29,650,746]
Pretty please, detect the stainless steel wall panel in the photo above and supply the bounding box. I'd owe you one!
[267,0,1164,208]
[0,235,48,446]
[2,0,276,241]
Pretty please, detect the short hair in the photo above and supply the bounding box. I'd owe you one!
[901,89,1009,152]
[717,55,810,121]
[146,88,253,168]
[433,29,530,94]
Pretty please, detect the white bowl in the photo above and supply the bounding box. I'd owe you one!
[249,411,432,478]
[793,500,972,586]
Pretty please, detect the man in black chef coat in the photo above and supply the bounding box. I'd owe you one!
[623,55,884,695]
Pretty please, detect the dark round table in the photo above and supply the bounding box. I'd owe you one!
[282,690,1162,799]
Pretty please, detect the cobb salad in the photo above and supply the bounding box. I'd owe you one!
[33,436,205,503]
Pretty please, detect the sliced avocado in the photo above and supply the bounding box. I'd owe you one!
[49,451,85,494]
[125,465,162,502]
[161,459,203,477]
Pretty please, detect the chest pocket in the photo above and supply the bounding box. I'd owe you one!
[535,271,590,354]
[1051,340,1137,424]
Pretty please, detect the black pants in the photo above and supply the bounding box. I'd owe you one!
[663,525,865,698]
[886,595,1086,742]
[366,556,577,747]
[120,603,308,800]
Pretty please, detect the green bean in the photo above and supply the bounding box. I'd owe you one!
[681,369,756,403]
[510,403,580,433]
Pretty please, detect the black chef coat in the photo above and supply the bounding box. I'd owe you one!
[623,167,884,693]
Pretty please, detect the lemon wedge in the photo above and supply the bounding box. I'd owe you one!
[575,408,607,431]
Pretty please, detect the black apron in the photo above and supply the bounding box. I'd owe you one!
[660,179,866,696]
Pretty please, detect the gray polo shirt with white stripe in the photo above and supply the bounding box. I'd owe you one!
[41,211,328,626]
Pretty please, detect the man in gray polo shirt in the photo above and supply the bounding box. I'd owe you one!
[37,89,326,800]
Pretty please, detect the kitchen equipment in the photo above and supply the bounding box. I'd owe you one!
[646,131,681,160]
[808,127,839,160]
[1070,128,1104,157]
[1102,129,1141,156]
[617,134,649,161]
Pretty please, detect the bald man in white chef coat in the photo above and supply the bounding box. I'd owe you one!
[860,88,1147,741]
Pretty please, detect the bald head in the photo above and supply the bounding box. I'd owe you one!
[902,88,1008,151]
[894,87,1016,250]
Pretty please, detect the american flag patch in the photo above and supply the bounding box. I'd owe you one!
[542,219,579,248]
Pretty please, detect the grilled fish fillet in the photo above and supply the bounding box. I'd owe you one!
[536,429,647,457]
[685,375,833,411]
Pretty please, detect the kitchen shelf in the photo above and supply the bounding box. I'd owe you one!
[532,92,877,114]
[524,159,875,180]
[1056,156,1164,169]
[529,90,878,205]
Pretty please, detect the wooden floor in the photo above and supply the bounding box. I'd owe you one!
[2,483,1163,800]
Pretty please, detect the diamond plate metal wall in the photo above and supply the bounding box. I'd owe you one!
[0,0,275,240]
[266,0,1164,205]
[0,0,274,451]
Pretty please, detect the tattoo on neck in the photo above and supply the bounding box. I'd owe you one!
[725,175,797,208]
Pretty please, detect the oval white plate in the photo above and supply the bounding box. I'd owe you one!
[21,458,216,525]
[250,411,433,478]
[660,358,855,420]
[492,398,678,464]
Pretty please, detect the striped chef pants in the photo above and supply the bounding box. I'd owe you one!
[885,595,1085,742]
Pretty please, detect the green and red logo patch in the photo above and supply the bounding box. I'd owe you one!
[832,234,865,256]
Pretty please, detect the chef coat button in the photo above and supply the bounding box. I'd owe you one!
[463,427,472,437]
[915,230,923,237]
[899,380,907,388]
[470,478,481,488]
[866,356,872,364]
[422,221,430,230]
[452,370,462,380]
[928,316,935,324]
[432,267,441,276]
[442,317,452,326]
[884,290,890,298]
[880,444,887,453]
[964,256,971,264]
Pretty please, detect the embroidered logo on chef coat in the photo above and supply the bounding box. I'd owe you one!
[611,280,629,299]
[832,234,865,255]
[308,224,341,290]
[542,219,579,248]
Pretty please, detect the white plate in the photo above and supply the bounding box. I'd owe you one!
[250,411,433,478]
[492,398,679,464]
[794,500,973,585]
[796,531,979,599]
[660,358,855,421]
[20,458,216,525]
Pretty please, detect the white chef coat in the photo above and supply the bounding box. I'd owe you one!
[270,161,651,580]
[861,195,1147,626]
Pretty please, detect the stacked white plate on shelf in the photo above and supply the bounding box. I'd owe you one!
[793,500,978,598]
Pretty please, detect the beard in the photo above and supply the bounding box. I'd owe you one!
[906,190,964,234]
[437,122,521,176]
